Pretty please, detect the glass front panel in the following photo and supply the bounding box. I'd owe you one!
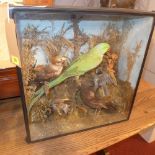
[14,10,154,141]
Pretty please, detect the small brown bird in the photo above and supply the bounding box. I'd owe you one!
[34,56,67,81]
[80,86,117,113]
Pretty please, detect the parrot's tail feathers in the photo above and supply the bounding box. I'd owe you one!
[28,88,44,115]
[28,74,67,114]
[32,86,44,99]
[48,74,67,89]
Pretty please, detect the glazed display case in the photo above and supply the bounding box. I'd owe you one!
[10,7,155,142]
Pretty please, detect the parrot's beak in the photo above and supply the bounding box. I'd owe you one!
[104,43,110,53]
[104,46,110,54]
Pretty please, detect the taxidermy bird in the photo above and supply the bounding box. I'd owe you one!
[28,43,110,113]
[34,56,67,81]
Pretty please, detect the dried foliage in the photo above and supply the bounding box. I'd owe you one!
[100,0,136,8]
[104,51,118,85]
[30,97,52,122]
[127,41,142,81]
[72,18,89,58]
[21,25,50,104]
[21,29,37,104]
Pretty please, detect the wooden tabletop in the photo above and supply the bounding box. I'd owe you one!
[0,80,155,155]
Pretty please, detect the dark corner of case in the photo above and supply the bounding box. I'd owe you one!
[25,136,32,143]
[9,6,15,19]
[9,6,21,19]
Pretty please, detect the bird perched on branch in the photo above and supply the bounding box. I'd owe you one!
[28,43,110,113]
[34,56,67,81]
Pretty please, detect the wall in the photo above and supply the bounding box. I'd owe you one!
[143,31,155,85]
[135,0,155,85]
[0,3,15,69]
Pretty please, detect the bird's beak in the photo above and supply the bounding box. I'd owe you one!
[104,47,110,54]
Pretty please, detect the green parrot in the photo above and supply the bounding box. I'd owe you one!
[28,43,110,113]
